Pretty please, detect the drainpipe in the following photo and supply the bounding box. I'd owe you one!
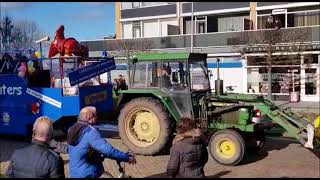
[190,2,194,53]
[177,2,181,34]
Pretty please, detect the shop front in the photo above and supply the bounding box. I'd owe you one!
[245,53,319,102]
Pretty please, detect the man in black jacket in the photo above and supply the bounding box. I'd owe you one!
[6,116,65,178]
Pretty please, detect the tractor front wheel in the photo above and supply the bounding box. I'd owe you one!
[209,129,245,166]
[118,97,171,155]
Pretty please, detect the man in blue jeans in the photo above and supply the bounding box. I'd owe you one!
[67,106,136,178]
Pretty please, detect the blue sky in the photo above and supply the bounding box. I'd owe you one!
[0,2,115,41]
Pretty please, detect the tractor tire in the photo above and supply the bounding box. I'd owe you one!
[118,97,171,155]
[209,129,245,166]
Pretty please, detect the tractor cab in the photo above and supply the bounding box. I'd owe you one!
[126,52,210,118]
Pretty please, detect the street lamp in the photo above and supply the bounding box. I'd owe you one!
[35,36,50,58]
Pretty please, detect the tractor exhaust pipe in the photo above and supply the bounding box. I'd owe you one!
[215,58,223,95]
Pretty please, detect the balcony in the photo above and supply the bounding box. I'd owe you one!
[80,26,320,54]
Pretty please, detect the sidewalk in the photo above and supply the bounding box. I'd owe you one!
[274,101,320,114]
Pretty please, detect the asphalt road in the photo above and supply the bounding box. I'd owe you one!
[0,133,319,178]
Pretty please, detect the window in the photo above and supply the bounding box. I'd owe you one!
[197,22,206,33]
[121,2,132,10]
[161,61,192,118]
[218,16,248,32]
[247,67,301,94]
[257,15,270,29]
[183,17,192,34]
[303,54,319,64]
[207,16,218,32]
[160,18,178,36]
[183,16,208,34]
[287,11,320,27]
[142,2,168,7]
[122,22,132,39]
[190,61,210,91]
[147,62,160,88]
[132,22,141,38]
[272,14,285,28]
[132,2,140,8]
[305,68,317,95]
[244,18,253,30]
[195,16,207,34]
[132,62,147,88]
[143,20,158,37]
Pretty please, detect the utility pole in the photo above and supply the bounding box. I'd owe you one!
[190,2,194,53]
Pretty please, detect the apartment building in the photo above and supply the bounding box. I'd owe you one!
[81,2,320,102]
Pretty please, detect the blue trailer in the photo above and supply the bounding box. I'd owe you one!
[0,56,115,138]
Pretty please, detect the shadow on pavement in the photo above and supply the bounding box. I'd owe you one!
[240,149,268,165]
[145,170,231,178]
[0,136,30,163]
[263,136,296,151]
[145,172,167,178]
[239,136,298,165]
[206,170,232,178]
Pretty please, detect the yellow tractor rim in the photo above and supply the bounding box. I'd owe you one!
[125,108,160,148]
[216,139,236,159]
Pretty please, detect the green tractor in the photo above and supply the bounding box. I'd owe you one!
[114,52,318,165]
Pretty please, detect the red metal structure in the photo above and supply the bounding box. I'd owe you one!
[48,25,89,61]
[48,25,89,79]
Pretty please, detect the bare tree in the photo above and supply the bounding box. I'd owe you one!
[104,38,154,87]
[14,20,45,50]
[0,15,14,51]
[107,38,154,60]
[238,19,312,100]
[0,15,46,54]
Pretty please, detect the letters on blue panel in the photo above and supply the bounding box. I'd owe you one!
[68,58,116,86]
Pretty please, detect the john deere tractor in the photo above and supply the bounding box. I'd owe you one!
[114,52,318,165]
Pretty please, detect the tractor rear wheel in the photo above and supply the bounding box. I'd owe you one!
[118,97,171,155]
[209,129,245,165]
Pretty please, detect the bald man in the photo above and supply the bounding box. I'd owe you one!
[6,116,65,178]
[67,106,136,178]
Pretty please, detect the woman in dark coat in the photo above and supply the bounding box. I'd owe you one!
[166,117,208,178]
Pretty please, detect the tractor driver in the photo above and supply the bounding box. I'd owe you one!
[152,65,172,88]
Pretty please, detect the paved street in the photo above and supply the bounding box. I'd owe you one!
[0,134,319,178]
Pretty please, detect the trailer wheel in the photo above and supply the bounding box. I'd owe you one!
[118,97,171,155]
[209,129,245,165]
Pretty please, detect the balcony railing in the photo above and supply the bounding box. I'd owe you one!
[80,26,320,52]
